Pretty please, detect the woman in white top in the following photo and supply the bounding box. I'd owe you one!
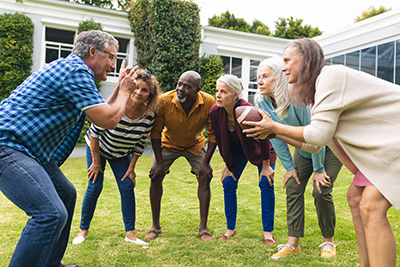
[72,69,161,246]
[244,38,400,267]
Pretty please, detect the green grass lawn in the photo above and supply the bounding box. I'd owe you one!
[0,152,399,266]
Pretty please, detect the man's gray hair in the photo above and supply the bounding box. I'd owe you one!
[72,30,119,58]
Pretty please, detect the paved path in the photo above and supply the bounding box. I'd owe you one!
[69,146,154,158]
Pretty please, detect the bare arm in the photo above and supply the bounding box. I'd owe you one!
[87,135,103,183]
[197,141,217,181]
[275,134,321,154]
[148,138,165,179]
[121,153,141,186]
[84,65,139,129]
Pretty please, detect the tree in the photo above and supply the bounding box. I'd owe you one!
[356,6,391,22]
[273,16,322,39]
[208,11,271,36]
[126,0,201,92]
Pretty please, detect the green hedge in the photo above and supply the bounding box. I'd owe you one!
[199,54,224,97]
[0,13,33,101]
[127,0,201,92]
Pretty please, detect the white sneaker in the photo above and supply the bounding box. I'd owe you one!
[72,235,86,245]
[125,236,148,246]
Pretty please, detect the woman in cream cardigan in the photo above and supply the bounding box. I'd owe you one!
[244,38,399,267]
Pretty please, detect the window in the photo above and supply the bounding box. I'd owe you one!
[45,28,75,64]
[332,55,345,65]
[221,56,242,78]
[346,51,360,71]
[377,41,394,83]
[108,37,130,78]
[396,40,400,85]
[361,47,376,76]
[44,27,131,78]
[247,59,260,105]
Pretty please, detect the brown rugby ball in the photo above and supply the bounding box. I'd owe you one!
[235,106,276,139]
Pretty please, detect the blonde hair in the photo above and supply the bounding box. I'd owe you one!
[256,57,291,120]
[216,74,243,100]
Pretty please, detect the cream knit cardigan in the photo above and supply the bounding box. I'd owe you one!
[304,65,400,210]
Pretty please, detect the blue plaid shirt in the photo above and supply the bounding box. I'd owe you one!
[0,54,105,165]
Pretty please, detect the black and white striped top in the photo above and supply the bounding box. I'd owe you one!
[85,111,155,159]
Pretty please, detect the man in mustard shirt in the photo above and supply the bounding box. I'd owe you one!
[145,70,217,242]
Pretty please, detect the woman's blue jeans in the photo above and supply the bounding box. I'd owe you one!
[79,145,136,232]
[223,149,275,232]
[0,146,76,267]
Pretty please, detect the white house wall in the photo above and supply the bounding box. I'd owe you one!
[2,0,400,100]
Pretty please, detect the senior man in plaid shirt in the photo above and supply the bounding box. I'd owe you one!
[0,30,138,267]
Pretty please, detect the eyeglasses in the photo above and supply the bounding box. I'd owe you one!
[103,51,117,63]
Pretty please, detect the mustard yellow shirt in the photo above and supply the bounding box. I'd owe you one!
[150,90,216,155]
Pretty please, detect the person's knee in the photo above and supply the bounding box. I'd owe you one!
[347,188,361,210]
[197,173,211,186]
[150,174,165,188]
[223,177,237,191]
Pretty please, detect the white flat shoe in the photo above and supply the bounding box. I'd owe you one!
[125,236,148,246]
[72,235,86,245]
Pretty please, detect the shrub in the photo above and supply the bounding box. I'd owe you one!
[0,13,33,101]
[126,0,201,92]
[198,54,224,97]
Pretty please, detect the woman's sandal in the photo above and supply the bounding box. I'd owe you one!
[263,236,276,246]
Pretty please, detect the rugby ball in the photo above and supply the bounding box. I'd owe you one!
[235,106,276,139]
[235,106,262,129]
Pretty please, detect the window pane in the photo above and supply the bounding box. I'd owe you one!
[250,59,260,66]
[46,28,75,44]
[361,47,376,76]
[115,37,129,53]
[250,67,258,82]
[377,42,394,82]
[232,57,242,78]
[247,91,257,105]
[46,48,59,63]
[221,56,230,74]
[396,41,400,85]
[346,51,360,71]
[332,55,344,65]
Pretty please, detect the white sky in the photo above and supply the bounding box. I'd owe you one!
[193,0,400,34]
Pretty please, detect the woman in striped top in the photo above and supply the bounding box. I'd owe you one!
[72,69,161,246]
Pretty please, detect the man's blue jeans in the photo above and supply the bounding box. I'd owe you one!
[0,146,76,267]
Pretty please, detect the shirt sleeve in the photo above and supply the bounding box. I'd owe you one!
[61,69,105,111]
[270,137,296,171]
[304,68,344,146]
[296,106,326,173]
[88,123,106,139]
